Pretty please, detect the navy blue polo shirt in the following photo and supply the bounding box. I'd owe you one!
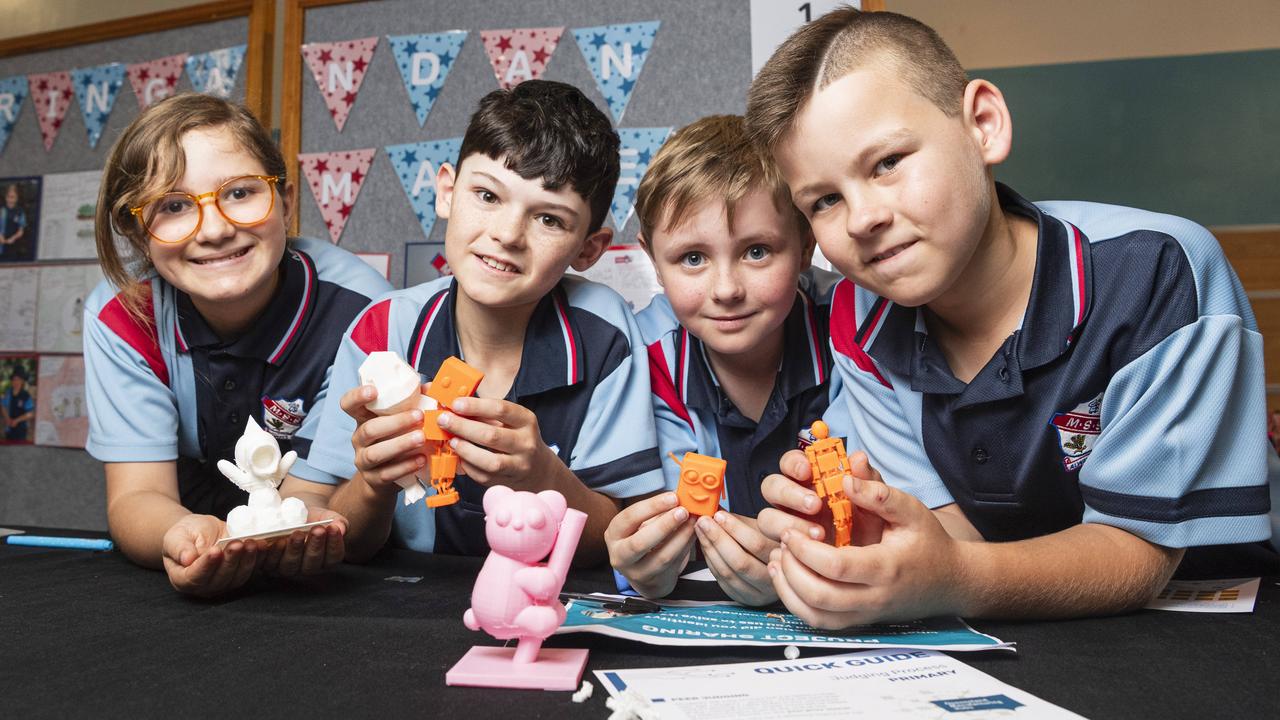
[306,274,665,556]
[642,272,834,518]
[85,238,391,519]
[824,184,1272,558]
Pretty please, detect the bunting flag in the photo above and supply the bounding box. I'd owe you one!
[28,71,73,151]
[71,63,126,149]
[386,137,462,240]
[0,76,29,155]
[185,45,246,98]
[387,31,467,127]
[572,21,660,123]
[480,27,564,90]
[301,37,379,132]
[127,54,187,110]
[612,127,672,229]
[298,148,376,245]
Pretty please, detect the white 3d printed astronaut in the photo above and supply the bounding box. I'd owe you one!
[218,417,308,537]
[358,351,438,505]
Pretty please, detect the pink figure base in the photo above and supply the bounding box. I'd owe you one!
[445,646,589,690]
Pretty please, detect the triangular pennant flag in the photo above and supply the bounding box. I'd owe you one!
[612,127,672,230]
[127,54,188,110]
[71,63,125,149]
[572,21,660,124]
[386,138,462,240]
[28,71,73,151]
[387,32,467,127]
[0,76,29,155]
[479,27,564,90]
[301,37,378,132]
[185,45,246,98]
[298,148,376,244]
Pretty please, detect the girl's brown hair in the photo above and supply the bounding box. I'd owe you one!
[95,93,287,323]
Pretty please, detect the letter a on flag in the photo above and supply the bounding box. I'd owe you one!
[572,21,660,123]
[71,63,125,149]
[386,137,462,239]
[480,27,563,90]
[185,45,246,98]
[298,148,376,244]
[28,71,73,151]
[301,37,379,132]
[387,32,467,127]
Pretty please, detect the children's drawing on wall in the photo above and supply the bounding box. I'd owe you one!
[0,268,38,351]
[0,355,37,444]
[36,264,103,352]
[35,354,86,448]
[0,176,41,263]
[38,170,101,260]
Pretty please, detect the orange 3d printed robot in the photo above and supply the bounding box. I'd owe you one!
[421,356,484,508]
[669,451,726,516]
[804,420,853,547]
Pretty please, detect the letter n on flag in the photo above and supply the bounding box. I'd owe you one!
[301,37,379,132]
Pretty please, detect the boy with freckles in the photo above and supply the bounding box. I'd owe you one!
[745,8,1275,627]
[606,115,835,605]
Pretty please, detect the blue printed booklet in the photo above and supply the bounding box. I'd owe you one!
[557,596,1012,652]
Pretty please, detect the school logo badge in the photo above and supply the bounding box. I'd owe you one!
[262,396,306,439]
[1049,392,1103,471]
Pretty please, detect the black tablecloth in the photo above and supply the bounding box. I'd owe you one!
[1,533,1276,719]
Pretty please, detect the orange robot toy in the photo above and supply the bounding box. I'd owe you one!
[422,356,485,508]
[804,420,853,547]
[669,451,726,517]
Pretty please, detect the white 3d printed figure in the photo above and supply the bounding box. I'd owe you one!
[218,417,308,537]
[358,351,438,505]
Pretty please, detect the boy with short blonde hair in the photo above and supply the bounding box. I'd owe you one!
[605,115,835,604]
[744,8,1274,627]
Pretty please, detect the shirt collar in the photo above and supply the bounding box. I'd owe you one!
[679,290,829,417]
[409,278,585,399]
[174,248,316,366]
[862,184,1092,401]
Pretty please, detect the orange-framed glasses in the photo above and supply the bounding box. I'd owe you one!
[130,175,281,244]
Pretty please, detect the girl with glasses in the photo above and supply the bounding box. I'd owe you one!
[85,93,391,596]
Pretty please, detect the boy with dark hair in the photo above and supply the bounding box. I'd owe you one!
[3,365,33,442]
[745,8,1274,626]
[307,80,664,564]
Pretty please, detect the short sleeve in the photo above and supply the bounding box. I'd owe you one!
[1079,314,1271,547]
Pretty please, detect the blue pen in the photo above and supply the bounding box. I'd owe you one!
[6,535,114,551]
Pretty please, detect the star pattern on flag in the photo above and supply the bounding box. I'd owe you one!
[480,27,564,90]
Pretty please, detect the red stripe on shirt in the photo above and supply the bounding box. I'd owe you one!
[350,299,392,355]
[648,340,694,430]
[830,280,891,388]
[98,283,169,386]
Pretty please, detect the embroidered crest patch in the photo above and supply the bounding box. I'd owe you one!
[262,396,305,438]
[1049,392,1103,471]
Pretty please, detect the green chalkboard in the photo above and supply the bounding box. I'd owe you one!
[975,49,1280,228]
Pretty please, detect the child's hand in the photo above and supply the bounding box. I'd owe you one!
[694,511,779,606]
[767,466,962,628]
[435,397,558,489]
[339,384,428,494]
[161,514,260,597]
[604,492,695,599]
[258,507,348,577]
[758,449,886,546]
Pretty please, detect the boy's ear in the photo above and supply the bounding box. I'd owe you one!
[435,162,458,220]
[637,231,663,288]
[799,226,817,267]
[963,79,1014,166]
[570,225,613,272]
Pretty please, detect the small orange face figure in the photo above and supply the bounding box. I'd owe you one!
[427,356,484,408]
[673,452,726,516]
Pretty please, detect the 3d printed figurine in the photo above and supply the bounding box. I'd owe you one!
[669,451,726,516]
[420,356,484,508]
[804,420,853,547]
[218,418,307,538]
[358,351,438,504]
[446,485,589,691]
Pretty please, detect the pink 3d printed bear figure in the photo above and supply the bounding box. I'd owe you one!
[446,485,589,691]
